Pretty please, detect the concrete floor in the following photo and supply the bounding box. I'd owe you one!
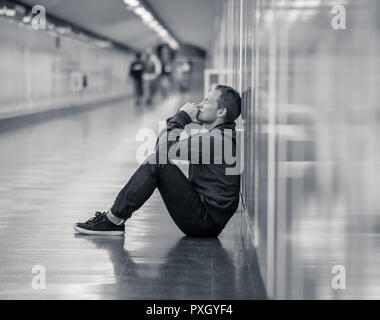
[0,96,266,299]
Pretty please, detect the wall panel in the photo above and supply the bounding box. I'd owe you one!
[212,0,380,299]
[0,17,132,119]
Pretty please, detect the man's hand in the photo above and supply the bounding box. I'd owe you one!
[179,102,200,123]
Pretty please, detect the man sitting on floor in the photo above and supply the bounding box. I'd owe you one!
[74,85,241,238]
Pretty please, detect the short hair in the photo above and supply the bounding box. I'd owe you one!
[215,85,241,123]
[135,52,142,59]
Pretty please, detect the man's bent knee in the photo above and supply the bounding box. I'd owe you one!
[142,153,176,176]
[143,153,158,165]
[144,152,179,168]
[143,152,170,165]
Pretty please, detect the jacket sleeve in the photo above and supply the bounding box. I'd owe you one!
[155,111,220,164]
[155,110,191,152]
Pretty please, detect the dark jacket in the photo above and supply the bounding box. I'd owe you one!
[155,110,241,228]
[129,60,145,79]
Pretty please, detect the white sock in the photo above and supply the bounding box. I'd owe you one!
[106,208,125,226]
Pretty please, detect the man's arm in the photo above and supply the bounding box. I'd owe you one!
[154,103,219,164]
[155,109,192,154]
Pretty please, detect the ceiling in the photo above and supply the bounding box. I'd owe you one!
[146,0,222,51]
[19,0,223,54]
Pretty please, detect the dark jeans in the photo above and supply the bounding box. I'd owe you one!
[133,78,143,97]
[111,155,223,237]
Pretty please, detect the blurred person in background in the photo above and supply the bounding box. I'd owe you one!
[143,48,161,106]
[176,57,193,95]
[129,52,145,106]
[157,44,175,99]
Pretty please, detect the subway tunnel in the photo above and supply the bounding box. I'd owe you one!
[0,0,379,300]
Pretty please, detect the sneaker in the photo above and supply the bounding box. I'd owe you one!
[74,211,125,236]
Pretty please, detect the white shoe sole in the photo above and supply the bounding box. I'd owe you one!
[74,225,125,236]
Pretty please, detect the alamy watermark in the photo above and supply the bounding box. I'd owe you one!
[331,265,346,290]
[135,121,244,176]
[31,5,46,30]
[331,5,346,30]
[31,265,46,290]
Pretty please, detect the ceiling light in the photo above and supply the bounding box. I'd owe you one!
[158,29,168,36]
[152,26,162,33]
[124,2,179,50]
[123,0,139,7]
[167,38,178,50]
[134,7,146,16]
[141,12,153,22]
[47,22,55,30]
[148,20,159,28]
[95,40,112,48]
[154,25,164,32]
[290,0,321,8]
[5,9,16,17]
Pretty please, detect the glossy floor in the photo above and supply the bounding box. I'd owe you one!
[0,96,266,299]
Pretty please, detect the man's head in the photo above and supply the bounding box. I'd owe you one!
[197,85,241,124]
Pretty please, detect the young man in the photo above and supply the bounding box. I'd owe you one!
[74,85,241,238]
[129,52,145,106]
[143,48,162,106]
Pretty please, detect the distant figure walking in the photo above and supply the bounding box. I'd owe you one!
[129,52,145,106]
[157,44,175,99]
[143,48,162,106]
[176,57,193,94]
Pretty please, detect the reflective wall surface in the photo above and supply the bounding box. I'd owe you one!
[212,0,380,299]
[0,15,132,120]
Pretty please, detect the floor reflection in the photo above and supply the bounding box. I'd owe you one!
[0,95,266,299]
[77,234,266,299]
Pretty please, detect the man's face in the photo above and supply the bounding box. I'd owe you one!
[197,89,222,124]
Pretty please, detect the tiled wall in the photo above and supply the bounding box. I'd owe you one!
[0,17,132,119]
[212,0,380,299]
